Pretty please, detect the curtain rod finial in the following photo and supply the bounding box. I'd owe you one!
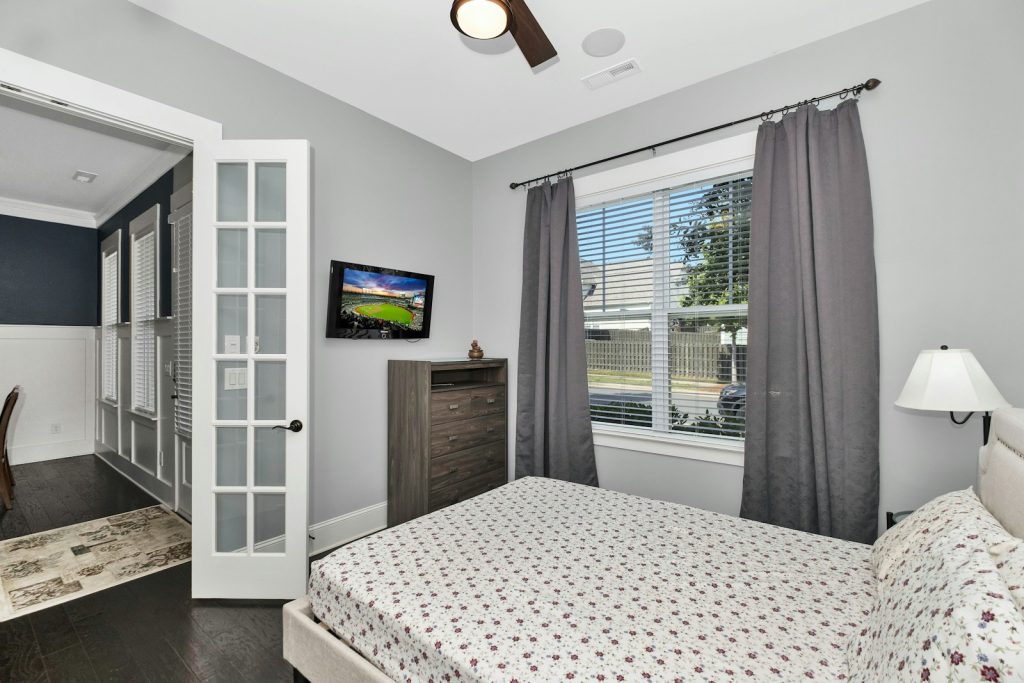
[510,182,520,190]
[864,78,881,91]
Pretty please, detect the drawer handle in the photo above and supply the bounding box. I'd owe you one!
[448,435,459,442]
[448,403,460,411]
[448,466,458,474]
[485,427,495,433]
[486,398,496,405]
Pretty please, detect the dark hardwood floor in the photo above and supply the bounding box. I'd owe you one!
[0,455,294,683]
[0,454,158,541]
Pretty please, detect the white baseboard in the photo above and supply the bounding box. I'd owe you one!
[309,502,387,557]
[9,439,94,465]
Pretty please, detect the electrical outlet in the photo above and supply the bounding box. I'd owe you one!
[50,423,61,435]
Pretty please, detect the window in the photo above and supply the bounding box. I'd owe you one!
[172,200,193,437]
[130,205,160,415]
[577,170,751,444]
[100,233,120,403]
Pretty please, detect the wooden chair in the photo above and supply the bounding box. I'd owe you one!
[0,387,19,510]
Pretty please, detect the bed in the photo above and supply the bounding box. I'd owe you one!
[284,408,1024,682]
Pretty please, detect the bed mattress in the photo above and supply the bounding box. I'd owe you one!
[309,477,874,682]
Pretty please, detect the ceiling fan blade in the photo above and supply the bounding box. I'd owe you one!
[507,0,557,68]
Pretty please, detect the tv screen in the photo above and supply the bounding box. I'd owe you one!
[325,261,434,339]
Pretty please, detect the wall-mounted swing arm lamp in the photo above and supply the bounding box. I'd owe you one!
[894,345,1010,444]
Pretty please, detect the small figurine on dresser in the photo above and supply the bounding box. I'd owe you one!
[468,339,484,360]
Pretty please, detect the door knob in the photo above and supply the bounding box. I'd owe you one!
[273,420,303,433]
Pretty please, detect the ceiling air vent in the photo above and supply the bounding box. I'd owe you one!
[582,58,641,90]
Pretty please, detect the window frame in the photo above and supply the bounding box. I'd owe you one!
[100,231,121,406]
[129,204,161,416]
[574,132,756,462]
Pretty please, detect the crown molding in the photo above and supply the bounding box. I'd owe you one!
[0,195,97,228]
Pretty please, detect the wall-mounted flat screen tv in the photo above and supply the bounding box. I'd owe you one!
[325,261,434,339]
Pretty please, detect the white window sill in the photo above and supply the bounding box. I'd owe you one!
[128,408,157,422]
[592,424,745,468]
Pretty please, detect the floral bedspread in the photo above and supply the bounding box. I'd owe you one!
[309,477,874,682]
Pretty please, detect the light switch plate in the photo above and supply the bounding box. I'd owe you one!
[224,367,248,390]
[224,334,241,354]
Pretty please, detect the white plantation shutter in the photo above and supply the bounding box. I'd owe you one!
[578,171,752,443]
[101,242,119,402]
[173,209,193,436]
[131,211,159,414]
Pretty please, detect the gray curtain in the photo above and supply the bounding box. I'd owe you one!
[515,178,599,486]
[739,101,879,544]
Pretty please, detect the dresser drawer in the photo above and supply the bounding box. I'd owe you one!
[470,386,505,417]
[428,465,505,512]
[429,441,506,491]
[431,386,505,425]
[430,414,504,457]
[430,389,474,425]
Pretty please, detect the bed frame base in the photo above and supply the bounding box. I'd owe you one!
[282,597,395,683]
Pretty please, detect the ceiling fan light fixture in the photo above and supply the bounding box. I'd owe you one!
[451,0,514,40]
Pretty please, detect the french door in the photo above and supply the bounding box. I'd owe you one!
[192,140,310,598]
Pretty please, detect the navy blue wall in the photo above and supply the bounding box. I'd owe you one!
[0,214,99,326]
[97,169,174,322]
[0,169,175,327]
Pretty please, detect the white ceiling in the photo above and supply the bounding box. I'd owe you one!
[129,0,929,161]
[0,94,189,228]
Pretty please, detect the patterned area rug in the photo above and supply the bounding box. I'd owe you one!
[0,506,191,621]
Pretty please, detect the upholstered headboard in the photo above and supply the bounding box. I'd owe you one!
[978,408,1024,538]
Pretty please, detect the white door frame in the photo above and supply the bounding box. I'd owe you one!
[0,47,229,593]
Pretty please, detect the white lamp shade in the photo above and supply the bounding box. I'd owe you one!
[895,348,1010,413]
[451,0,512,40]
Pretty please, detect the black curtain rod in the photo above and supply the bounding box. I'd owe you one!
[509,77,882,190]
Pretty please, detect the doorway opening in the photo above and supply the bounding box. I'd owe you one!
[1,47,312,603]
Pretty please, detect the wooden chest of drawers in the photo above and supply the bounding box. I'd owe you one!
[388,359,508,526]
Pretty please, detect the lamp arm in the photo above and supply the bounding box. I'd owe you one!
[949,411,975,425]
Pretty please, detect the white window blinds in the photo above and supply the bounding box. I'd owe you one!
[577,171,751,442]
[173,210,193,436]
[131,223,158,414]
[101,244,119,402]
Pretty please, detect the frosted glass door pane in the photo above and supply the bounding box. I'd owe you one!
[216,361,248,420]
[254,427,285,486]
[254,362,286,420]
[255,163,286,222]
[255,296,286,354]
[217,295,248,354]
[255,230,286,288]
[254,494,286,553]
[217,229,248,288]
[215,427,247,486]
[215,494,247,553]
[217,163,248,222]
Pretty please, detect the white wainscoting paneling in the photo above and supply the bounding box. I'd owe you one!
[0,325,96,464]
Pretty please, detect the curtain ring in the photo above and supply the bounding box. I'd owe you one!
[760,111,771,122]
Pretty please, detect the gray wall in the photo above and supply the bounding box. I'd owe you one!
[6,0,1023,534]
[0,0,474,525]
[0,214,98,326]
[471,0,1024,528]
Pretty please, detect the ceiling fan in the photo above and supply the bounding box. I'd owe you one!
[450,0,557,68]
